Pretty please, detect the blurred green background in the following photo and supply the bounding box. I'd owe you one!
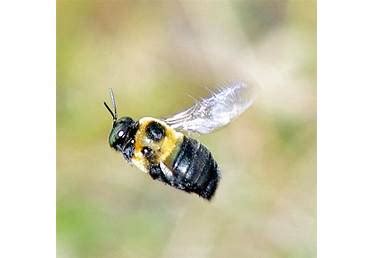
[57,1,316,258]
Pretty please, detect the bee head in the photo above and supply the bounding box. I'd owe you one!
[104,89,138,151]
[108,117,137,150]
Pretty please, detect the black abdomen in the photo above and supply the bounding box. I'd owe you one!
[172,137,220,200]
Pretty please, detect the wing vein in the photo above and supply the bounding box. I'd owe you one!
[163,81,258,134]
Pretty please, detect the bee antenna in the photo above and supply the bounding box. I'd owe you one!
[104,101,116,121]
[104,88,118,122]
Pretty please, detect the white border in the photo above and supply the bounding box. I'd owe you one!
[318,1,374,258]
[0,1,56,257]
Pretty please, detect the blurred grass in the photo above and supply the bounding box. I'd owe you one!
[57,1,316,258]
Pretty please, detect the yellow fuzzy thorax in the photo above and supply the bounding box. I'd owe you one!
[131,117,184,173]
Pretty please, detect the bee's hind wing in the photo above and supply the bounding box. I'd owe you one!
[163,81,258,134]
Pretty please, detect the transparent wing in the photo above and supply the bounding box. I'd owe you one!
[164,81,257,134]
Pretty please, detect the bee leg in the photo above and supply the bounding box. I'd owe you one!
[149,164,190,192]
[122,143,135,161]
[149,164,170,184]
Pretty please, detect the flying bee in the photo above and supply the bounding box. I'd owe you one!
[104,82,257,200]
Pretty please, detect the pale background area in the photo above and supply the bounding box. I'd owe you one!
[57,1,316,258]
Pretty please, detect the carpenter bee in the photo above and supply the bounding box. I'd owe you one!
[104,82,257,200]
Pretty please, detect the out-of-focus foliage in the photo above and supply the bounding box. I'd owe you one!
[57,0,316,258]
